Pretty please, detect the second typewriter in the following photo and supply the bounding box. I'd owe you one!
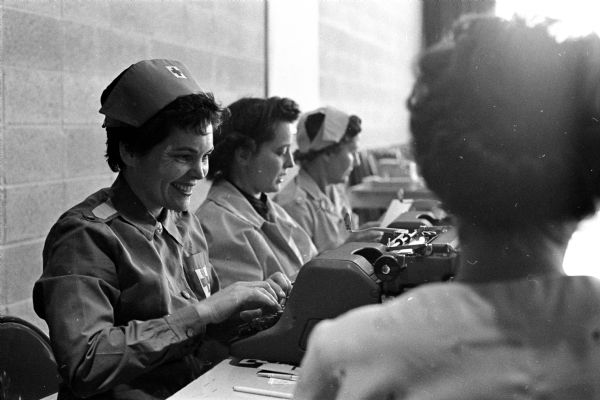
[228,225,459,365]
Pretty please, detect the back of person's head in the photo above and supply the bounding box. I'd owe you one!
[100,59,223,172]
[294,106,362,164]
[407,15,600,230]
[207,96,300,181]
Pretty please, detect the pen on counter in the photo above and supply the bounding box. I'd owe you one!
[257,372,298,381]
[232,385,293,399]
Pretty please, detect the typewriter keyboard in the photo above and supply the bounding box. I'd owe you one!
[235,309,284,338]
[233,291,288,338]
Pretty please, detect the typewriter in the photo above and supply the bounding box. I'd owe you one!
[228,221,459,365]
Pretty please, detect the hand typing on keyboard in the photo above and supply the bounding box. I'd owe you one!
[265,272,293,299]
[240,310,284,336]
[233,295,288,340]
[228,273,292,341]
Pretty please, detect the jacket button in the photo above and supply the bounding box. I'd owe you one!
[156,222,163,234]
[181,290,191,299]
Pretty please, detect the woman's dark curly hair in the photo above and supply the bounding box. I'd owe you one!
[207,96,300,181]
[407,15,600,229]
[103,83,224,172]
[294,113,362,163]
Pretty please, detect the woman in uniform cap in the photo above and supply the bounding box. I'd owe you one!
[275,106,382,253]
[195,96,318,287]
[34,59,289,400]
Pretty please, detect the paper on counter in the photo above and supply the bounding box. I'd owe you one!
[380,199,412,228]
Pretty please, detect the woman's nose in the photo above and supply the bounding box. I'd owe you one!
[353,151,361,167]
[284,150,295,168]
[191,158,208,179]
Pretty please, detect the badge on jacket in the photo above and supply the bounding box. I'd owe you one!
[195,265,211,298]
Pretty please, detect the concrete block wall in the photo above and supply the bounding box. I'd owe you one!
[0,0,266,331]
[0,0,420,333]
[319,0,421,147]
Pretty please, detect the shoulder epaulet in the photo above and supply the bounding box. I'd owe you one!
[90,201,118,220]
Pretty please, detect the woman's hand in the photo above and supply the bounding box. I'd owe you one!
[346,221,384,243]
[237,272,291,322]
[195,281,282,324]
[265,271,292,299]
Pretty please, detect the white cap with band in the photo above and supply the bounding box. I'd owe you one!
[296,106,351,153]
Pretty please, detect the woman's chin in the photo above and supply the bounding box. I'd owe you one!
[266,184,281,194]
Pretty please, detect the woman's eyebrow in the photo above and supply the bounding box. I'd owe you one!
[170,145,213,153]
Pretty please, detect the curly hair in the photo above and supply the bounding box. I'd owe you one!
[207,96,301,180]
[294,113,362,163]
[104,93,224,172]
[407,15,600,229]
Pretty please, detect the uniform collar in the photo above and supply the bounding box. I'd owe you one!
[227,180,273,221]
[206,180,266,228]
[110,174,184,244]
[298,169,329,202]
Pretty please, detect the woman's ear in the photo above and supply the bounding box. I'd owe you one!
[320,150,333,162]
[119,142,138,168]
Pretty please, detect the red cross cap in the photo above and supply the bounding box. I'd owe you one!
[166,65,186,78]
[99,59,202,128]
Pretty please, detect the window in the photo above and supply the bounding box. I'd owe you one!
[496,0,600,38]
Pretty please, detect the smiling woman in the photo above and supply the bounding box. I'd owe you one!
[32,60,291,400]
[121,125,214,217]
[195,97,318,288]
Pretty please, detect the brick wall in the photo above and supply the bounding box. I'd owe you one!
[319,0,421,147]
[0,0,266,330]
